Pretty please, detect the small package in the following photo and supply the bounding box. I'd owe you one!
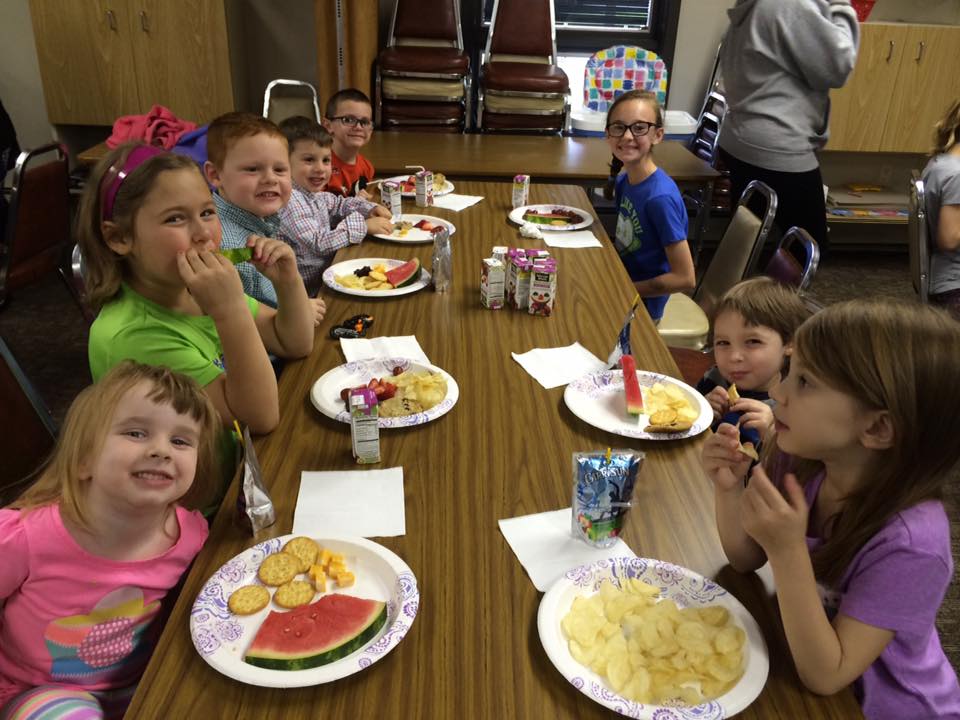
[381,180,402,220]
[235,423,276,534]
[350,388,381,464]
[415,169,434,207]
[512,174,530,208]
[528,258,557,317]
[571,449,644,548]
[481,257,505,310]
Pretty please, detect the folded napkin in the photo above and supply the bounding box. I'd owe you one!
[293,468,406,538]
[511,342,606,389]
[499,508,636,591]
[340,335,430,365]
[542,230,602,249]
[431,193,484,212]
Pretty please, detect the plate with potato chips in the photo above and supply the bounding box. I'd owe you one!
[564,370,711,440]
[310,357,459,428]
[538,556,768,718]
[322,258,431,297]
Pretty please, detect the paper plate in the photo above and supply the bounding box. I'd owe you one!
[322,257,430,297]
[382,175,455,198]
[191,534,419,688]
[508,204,594,231]
[374,214,456,244]
[538,556,768,719]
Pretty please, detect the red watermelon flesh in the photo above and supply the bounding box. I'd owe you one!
[620,354,644,417]
[384,258,421,288]
[244,594,387,671]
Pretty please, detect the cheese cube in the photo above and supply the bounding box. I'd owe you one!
[335,571,355,588]
[318,549,333,569]
[327,561,347,577]
[308,564,326,592]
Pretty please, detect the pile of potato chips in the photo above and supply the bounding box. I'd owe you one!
[644,383,700,433]
[378,371,447,417]
[335,264,394,291]
[561,578,745,706]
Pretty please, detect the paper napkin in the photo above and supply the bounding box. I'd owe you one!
[293,468,406,538]
[430,193,484,212]
[499,508,636,592]
[542,230,602,249]
[511,342,606,389]
[340,335,430,365]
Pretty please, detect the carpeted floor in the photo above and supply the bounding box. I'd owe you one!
[0,249,957,675]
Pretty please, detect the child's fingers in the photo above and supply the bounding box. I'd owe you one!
[782,473,808,512]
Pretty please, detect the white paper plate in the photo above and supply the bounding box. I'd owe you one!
[508,204,594,231]
[538,556,768,719]
[190,534,419,688]
[564,370,711,440]
[310,357,459,429]
[382,175,455,198]
[374,214,457,244]
[322,257,430,297]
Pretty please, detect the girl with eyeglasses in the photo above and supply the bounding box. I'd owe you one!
[605,90,695,324]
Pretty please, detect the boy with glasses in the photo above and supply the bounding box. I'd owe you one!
[323,89,377,198]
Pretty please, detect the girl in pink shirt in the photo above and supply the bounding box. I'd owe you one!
[0,361,220,720]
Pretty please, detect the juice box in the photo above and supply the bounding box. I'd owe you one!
[491,245,508,265]
[481,258,505,310]
[512,174,530,208]
[528,258,557,317]
[509,258,533,310]
[381,180,402,220]
[504,249,524,307]
[349,388,380,464]
[415,169,434,207]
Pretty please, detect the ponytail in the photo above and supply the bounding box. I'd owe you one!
[931,99,960,156]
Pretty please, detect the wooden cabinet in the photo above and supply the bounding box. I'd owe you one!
[828,22,960,152]
[30,0,235,126]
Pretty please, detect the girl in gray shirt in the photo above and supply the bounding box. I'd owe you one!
[922,100,960,320]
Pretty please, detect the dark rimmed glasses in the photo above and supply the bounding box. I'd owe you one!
[330,115,374,129]
[605,121,661,138]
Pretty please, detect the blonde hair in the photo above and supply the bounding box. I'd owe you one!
[9,361,221,530]
[771,299,960,586]
[710,277,812,346]
[931,99,960,156]
[76,144,205,309]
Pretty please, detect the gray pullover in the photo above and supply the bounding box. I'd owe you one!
[718,0,859,172]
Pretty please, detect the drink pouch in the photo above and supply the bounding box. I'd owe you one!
[235,423,276,534]
[571,449,644,548]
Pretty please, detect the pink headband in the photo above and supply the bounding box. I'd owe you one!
[100,145,166,221]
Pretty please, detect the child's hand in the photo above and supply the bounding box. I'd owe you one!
[358,188,373,201]
[247,236,299,285]
[178,249,246,320]
[702,423,752,492]
[365,216,394,236]
[740,466,809,558]
[706,386,730,421]
[368,205,391,219]
[310,296,326,326]
[732,398,774,433]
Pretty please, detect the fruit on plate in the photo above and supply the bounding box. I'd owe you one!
[335,263,395,291]
[620,355,643,417]
[384,257,421,288]
[339,377,398,404]
[521,207,583,226]
[244,594,388,671]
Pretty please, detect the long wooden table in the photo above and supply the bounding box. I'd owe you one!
[125,182,859,719]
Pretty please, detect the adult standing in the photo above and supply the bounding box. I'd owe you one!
[718,0,860,257]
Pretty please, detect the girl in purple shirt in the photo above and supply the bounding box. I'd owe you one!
[703,299,960,719]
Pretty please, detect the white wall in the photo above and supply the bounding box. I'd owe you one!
[669,0,736,117]
[0,0,55,152]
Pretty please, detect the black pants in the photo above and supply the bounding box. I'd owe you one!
[720,148,829,260]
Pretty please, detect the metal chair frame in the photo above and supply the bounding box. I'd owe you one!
[909,170,930,304]
[764,226,820,292]
[262,79,321,123]
[684,91,727,264]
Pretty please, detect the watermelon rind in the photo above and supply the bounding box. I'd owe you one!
[244,599,387,671]
[385,258,421,288]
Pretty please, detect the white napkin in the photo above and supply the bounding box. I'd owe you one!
[430,193,484,212]
[542,230,602,249]
[293,468,406,538]
[511,342,606,389]
[499,508,636,592]
[340,335,430,365]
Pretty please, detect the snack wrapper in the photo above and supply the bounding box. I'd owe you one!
[235,423,276,534]
[571,449,643,548]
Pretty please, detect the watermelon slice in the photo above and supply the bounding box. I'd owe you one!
[620,354,644,417]
[244,594,387,671]
[384,258,421,288]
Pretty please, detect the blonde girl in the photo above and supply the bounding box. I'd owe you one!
[922,99,960,320]
[702,300,960,719]
[605,89,695,323]
[0,362,220,720]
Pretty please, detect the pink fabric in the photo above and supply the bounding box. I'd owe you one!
[105,105,197,150]
[0,505,208,707]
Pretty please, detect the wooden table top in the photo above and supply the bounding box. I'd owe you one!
[124,182,858,720]
[76,133,718,185]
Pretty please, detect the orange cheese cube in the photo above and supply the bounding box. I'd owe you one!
[335,571,355,588]
[329,552,345,565]
[327,561,347,577]
[318,549,333,569]
[308,564,326,592]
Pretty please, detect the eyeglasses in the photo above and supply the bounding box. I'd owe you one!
[331,115,373,129]
[605,121,661,138]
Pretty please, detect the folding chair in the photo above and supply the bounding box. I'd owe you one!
[262,79,321,125]
[684,91,727,263]
[908,170,930,304]
[763,226,820,292]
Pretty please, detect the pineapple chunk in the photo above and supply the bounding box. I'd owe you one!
[335,571,355,588]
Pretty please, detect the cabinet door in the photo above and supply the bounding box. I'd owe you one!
[127,0,234,122]
[880,25,960,153]
[30,0,140,125]
[827,23,910,152]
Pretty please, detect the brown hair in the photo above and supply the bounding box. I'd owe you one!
[710,277,812,346]
[9,361,221,531]
[605,90,664,129]
[931,99,960,156]
[206,111,287,168]
[76,144,205,309]
[324,88,372,121]
[279,115,333,151]
[770,299,960,586]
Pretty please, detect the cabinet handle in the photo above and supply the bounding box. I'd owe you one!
[105,9,117,31]
[915,41,925,63]
[139,10,150,32]
[885,40,895,63]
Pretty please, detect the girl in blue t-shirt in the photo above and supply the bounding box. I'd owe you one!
[702,300,960,719]
[606,90,695,322]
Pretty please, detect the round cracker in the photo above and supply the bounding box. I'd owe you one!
[228,584,270,615]
[274,580,315,609]
[257,551,299,586]
[649,407,678,425]
[283,536,320,573]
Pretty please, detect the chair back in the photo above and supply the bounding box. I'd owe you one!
[486,0,556,60]
[391,0,462,46]
[0,144,70,308]
[0,335,56,505]
[688,111,722,166]
[61,243,94,324]
[262,79,321,124]
[695,180,778,317]
[908,170,930,303]
[764,226,820,291]
[583,46,668,112]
